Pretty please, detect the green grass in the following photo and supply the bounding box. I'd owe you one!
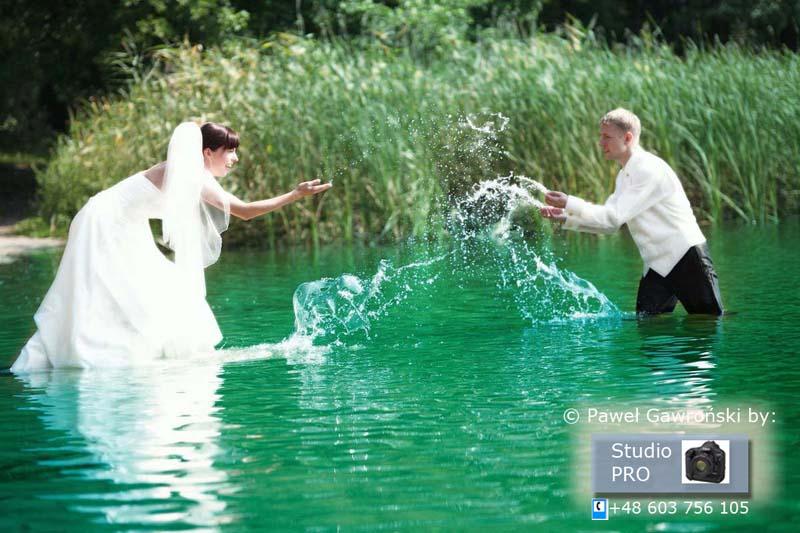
[33,31,800,245]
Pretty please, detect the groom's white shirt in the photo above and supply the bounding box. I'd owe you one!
[562,146,706,277]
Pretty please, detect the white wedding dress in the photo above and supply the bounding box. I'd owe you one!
[11,122,233,372]
[11,172,223,372]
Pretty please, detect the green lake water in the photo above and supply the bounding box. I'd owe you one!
[1,219,798,531]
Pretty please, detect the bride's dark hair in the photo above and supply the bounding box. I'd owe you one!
[200,122,240,151]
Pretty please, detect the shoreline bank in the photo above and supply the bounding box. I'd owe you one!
[0,225,63,264]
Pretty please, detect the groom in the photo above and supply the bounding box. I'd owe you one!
[540,108,723,315]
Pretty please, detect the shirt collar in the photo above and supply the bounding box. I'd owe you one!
[620,145,644,174]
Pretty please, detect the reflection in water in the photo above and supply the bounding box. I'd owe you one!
[636,316,723,407]
[17,362,232,529]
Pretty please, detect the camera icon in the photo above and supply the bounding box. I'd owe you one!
[682,439,730,484]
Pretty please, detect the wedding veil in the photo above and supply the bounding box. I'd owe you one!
[161,122,230,297]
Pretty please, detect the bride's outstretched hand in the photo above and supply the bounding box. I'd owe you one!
[295,179,333,198]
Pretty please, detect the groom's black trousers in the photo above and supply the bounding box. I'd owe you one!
[636,243,724,316]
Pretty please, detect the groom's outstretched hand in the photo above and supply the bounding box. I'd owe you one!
[295,179,333,198]
[539,206,566,222]
[544,191,567,208]
[540,190,568,222]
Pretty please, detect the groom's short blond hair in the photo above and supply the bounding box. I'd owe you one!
[600,108,641,140]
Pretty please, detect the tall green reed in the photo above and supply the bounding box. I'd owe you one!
[35,31,799,245]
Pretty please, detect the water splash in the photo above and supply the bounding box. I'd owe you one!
[292,255,444,345]
[449,175,618,323]
[458,112,510,168]
[217,333,330,365]
[464,112,510,136]
[288,173,618,346]
[450,174,547,234]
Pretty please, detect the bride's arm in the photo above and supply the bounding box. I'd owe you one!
[207,179,333,221]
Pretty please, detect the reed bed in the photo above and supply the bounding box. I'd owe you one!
[35,32,800,245]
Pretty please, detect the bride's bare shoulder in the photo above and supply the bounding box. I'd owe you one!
[142,162,167,189]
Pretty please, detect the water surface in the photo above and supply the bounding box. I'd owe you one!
[1,220,798,531]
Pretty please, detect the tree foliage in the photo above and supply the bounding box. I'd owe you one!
[2,0,798,152]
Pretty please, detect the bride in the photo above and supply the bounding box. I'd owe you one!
[11,121,331,372]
